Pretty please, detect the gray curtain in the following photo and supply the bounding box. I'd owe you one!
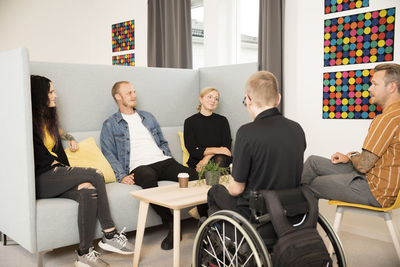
[258,0,283,111]
[148,0,193,69]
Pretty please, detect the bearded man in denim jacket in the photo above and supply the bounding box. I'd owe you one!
[100,81,197,250]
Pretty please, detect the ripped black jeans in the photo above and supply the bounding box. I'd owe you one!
[36,166,115,251]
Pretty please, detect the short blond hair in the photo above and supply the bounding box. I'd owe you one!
[245,71,279,107]
[111,81,130,101]
[197,87,219,110]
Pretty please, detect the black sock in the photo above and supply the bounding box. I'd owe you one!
[104,229,118,239]
[78,248,90,256]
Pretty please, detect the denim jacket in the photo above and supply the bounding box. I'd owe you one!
[100,109,172,182]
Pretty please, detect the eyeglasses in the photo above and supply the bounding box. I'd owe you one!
[243,95,251,107]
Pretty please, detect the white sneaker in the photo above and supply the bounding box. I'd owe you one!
[98,227,134,255]
[75,247,109,267]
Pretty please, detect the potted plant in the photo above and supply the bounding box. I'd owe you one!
[198,160,230,185]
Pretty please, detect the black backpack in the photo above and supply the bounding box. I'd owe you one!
[263,187,332,267]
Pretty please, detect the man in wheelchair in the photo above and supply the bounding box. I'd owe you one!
[195,71,346,266]
[207,70,306,221]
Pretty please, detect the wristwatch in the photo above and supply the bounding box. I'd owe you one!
[349,152,358,159]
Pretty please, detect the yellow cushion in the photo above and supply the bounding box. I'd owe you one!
[64,137,116,183]
[178,131,189,167]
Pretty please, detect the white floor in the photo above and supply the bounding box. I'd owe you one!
[1,218,399,267]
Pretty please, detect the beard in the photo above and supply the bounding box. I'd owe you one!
[122,98,136,109]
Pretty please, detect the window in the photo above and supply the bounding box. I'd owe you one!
[237,0,259,64]
[191,0,258,67]
[191,0,204,69]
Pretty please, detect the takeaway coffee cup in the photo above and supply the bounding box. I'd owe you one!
[178,173,189,188]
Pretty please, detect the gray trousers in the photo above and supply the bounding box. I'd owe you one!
[301,155,381,207]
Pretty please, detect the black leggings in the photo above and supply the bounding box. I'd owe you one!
[131,158,198,223]
[211,154,232,168]
[36,166,115,251]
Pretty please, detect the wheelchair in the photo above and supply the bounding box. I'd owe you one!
[192,187,347,267]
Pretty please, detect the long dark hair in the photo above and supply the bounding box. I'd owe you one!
[30,75,60,145]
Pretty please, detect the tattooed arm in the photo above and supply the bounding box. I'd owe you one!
[60,129,75,141]
[59,128,79,151]
[349,149,379,174]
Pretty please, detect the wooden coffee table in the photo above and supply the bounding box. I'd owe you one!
[130,179,210,267]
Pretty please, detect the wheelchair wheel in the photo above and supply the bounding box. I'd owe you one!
[317,213,347,267]
[192,210,272,267]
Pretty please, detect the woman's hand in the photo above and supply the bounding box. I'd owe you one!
[218,147,232,156]
[196,155,213,172]
[59,128,78,151]
[68,140,79,152]
[196,158,208,172]
[204,147,232,157]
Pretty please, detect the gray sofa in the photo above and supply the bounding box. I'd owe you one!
[0,48,256,266]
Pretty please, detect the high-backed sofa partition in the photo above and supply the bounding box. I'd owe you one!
[30,61,199,132]
[0,48,257,265]
[0,47,36,255]
[30,61,199,160]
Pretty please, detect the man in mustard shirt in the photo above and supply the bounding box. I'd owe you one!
[302,63,400,208]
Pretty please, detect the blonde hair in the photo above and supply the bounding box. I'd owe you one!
[111,81,130,101]
[197,87,220,111]
[245,71,279,107]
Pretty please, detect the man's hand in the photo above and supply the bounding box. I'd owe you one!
[67,140,79,152]
[330,152,350,164]
[121,174,135,184]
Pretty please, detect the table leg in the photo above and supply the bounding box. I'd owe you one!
[173,209,181,267]
[133,201,149,267]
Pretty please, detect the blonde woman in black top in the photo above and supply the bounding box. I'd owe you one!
[184,87,232,172]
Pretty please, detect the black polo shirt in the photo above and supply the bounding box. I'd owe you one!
[232,107,306,217]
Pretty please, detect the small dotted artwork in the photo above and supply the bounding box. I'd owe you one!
[324,7,395,67]
[325,0,369,14]
[112,53,135,66]
[112,20,135,52]
[323,69,382,119]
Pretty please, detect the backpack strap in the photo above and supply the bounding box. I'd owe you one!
[263,190,293,237]
[263,186,319,237]
[300,186,319,228]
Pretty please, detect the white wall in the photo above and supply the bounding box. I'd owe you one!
[284,0,400,159]
[284,0,400,242]
[0,0,147,66]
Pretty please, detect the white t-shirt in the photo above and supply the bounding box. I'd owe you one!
[121,112,170,171]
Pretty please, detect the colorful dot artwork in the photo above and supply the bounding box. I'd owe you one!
[324,8,395,67]
[325,0,369,14]
[323,69,382,119]
[112,20,135,52]
[112,53,135,66]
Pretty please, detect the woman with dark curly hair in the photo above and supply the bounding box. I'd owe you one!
[31,75,133,267]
